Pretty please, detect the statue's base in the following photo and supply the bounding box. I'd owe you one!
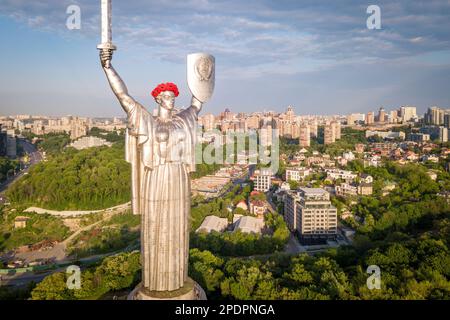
[127,277,207,300]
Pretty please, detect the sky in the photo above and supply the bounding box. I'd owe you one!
[0,0,449,117]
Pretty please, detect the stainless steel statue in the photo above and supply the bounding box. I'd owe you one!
[97,0,214,299]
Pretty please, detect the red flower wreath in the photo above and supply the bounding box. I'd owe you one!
[151,82,179,98]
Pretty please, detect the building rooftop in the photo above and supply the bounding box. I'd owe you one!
[14,216,30,222]
[196,215,229,234]
[299,188,328,195]
[233,216,264,234]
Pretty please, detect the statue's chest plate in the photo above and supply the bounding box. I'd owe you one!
[154,119,187,161]
[155,120,186,144]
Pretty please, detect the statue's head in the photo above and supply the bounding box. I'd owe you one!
[151,82,179,110]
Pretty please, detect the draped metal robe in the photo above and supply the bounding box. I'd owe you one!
[125,103,198,291]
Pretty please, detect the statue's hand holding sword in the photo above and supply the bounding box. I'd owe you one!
[96,0,215,105]
[97,0,115,69]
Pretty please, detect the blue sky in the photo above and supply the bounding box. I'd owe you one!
[0,0,449,117]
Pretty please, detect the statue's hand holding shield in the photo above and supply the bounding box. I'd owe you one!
[187,53,215,103]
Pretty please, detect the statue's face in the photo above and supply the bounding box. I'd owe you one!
[157,91,175,110]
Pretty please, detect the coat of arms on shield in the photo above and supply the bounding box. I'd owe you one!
[187,53,215,103]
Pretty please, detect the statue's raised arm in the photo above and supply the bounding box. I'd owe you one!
[100,48,140,114]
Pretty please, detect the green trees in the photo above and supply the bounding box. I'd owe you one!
[96,252,141,290]
[287,179,299,190]
[35,133,71,155]
[7,143,131,210]
[30,252,140,300]
[190,212,289,257]
[0,157,19,183]
[189,248,224,296]
[30,273,74,300]
[88,127,124,143]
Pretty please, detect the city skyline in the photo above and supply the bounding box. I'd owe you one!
[0,0,450,117]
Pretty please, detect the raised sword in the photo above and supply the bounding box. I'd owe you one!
[97,0,116,51]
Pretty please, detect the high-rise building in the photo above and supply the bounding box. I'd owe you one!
[440,127,448,143]
[425,106,447,125]
[420,126,449,143]
[32,120,45,135]
[201,113,216,131]
[285,106,295,122]
[334,121,341,140]
[284,188,337,242]
[347,114,355,125]
[389,110,398,123]
[366,112,374,125]
[299,124,310,147]
[445,113,450,129]
[0,125,7,156]
[399,106,417,123]
[324,122,336,145]
[6,129,16,158]
[291,122,300,139]
[309,120,318,137]
[378,107,386,123]
[254,168,272,192]
[284,191,300,232]
[259,117,274,147]
[347,113,365,124]
[70,118,88,140]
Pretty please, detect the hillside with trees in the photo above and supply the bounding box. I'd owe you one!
[6,142,131,210]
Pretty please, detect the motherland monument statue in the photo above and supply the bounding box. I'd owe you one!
[97,0,214,300]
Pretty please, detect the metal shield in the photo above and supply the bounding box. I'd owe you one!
[187,53,215,103]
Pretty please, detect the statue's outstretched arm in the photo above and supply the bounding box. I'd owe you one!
[191,96,203,114]
[100,49,138,114]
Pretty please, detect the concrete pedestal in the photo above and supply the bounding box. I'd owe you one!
[127,277,207,300]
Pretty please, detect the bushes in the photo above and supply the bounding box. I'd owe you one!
[0,212,70,251]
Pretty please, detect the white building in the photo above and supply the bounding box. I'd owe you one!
[70,136,113,150]
[399,106,417,123]
[325,169,357,182]
[253,168,272,192]
[285,188,337,242]
[343,151,355,161]
[335,183,358,197]
[285,167,311,182]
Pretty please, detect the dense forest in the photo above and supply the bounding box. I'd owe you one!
[6,142,131,210]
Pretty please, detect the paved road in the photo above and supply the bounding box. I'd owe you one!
[24,202,131,217]
[0,139,42,194]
